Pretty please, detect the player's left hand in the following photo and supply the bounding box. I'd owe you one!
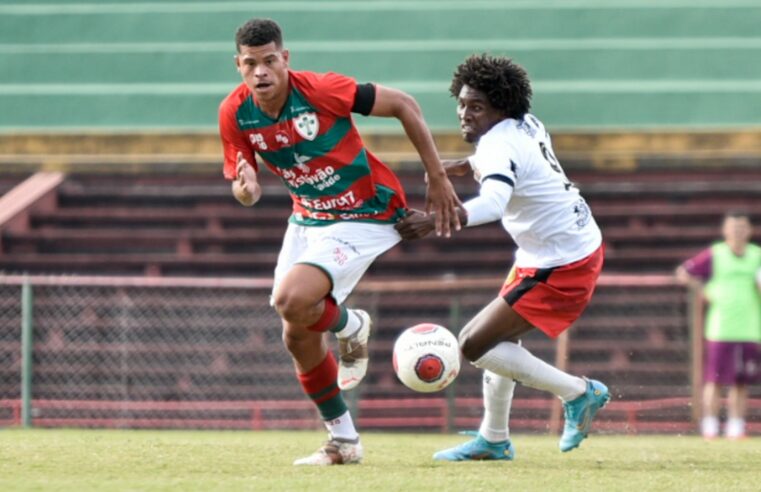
[395,209,436,240]
[425,174,462,237]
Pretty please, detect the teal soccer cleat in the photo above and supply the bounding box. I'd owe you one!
[433,432,515,461]
[559,379,610,452]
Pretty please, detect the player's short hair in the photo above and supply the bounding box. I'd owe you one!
[235,18,283,51]
[450,54,532,119]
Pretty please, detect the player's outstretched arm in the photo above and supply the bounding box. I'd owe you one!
[232,151,262,207]
[369,85,462,237]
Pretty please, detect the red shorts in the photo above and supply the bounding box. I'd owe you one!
[499,244,604,338]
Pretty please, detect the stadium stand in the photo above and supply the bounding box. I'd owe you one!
[1,167,759,276]
[0,173,30,194]
[1,1,761,132]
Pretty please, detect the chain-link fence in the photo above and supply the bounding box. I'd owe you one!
[2,273,755,434]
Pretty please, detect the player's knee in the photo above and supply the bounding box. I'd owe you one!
[272,289,312,324]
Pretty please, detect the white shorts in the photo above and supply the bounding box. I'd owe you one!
[273,221,402,304]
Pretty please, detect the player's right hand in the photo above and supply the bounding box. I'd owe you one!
[232,151,261,206]
[425,173,462,238]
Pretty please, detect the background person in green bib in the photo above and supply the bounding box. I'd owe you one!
[677,210,761,440]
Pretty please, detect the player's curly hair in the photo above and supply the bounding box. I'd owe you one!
[235,18,283,51]
[450,54,532,119]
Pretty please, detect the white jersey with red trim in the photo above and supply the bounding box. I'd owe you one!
[468,114,602,268]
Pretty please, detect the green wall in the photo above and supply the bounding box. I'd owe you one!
[1,0,760,132]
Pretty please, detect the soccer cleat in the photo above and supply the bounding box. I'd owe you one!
[724,418,746,440]
[559,378,610,452]
[433,432,515,461]
[337,310,372,390]
[701,416,720,440]
[293,436,363,466]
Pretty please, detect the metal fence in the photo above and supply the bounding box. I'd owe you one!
[1,273,757,434]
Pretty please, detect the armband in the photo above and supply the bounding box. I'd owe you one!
[352,83,376,115]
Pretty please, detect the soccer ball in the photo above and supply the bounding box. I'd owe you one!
[392,323,461,393]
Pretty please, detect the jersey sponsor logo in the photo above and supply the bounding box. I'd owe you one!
[294,112,319,141]
[238,118,260,126]
[274,131,291,146]
[292,208,387,223]
[292,153,311,173]
[281,165,341,191]
[337,210,381,220]
[299,190,359,211]
[248,132,268,151]
[250,130,292,153]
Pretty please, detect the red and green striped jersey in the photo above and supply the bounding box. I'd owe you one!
[219,70,407,226]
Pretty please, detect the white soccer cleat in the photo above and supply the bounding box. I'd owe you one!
[724,418,745,440]
[292,437,363,466]
[701,416,720,440]
[337,310,372,391]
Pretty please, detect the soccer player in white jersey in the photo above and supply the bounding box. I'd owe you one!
[395,54,610,459]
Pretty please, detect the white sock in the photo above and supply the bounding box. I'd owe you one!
[725,417,745,438]
[701,416,719,437]
[325,410,359,441]
[478,370,515,443]
[334,309,362,339]
[473,341,587,402]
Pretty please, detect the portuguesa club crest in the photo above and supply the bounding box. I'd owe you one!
[294,112,319,141]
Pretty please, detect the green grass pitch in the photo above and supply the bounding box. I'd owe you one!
[2,429,761,491]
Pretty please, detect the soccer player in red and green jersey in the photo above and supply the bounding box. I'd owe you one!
[218,18,462,465]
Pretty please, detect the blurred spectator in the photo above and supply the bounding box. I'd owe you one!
[676,210,761,439]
